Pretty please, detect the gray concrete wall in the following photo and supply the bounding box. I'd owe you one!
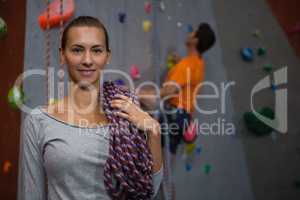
[22,0,300,199]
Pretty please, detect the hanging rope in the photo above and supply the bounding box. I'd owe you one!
[45,0,51,105]
[44,0,65,105]
[58,0,65,101]
[151,1,172,199]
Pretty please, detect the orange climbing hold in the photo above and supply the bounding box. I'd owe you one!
[38,0,75,30]
[3,160,12,174]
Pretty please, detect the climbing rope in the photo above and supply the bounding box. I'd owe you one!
[44,0,65,105]
[58,0,65,101]
[45,0,51,105]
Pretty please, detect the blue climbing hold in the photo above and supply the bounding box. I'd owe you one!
[118,12,126,24]
[187,24,193,33]
[196,146,201,155]
[241,48,254,62]
[185,163,192,172]
[271,83,277,92]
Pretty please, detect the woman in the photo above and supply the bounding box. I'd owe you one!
[18,16,163,200]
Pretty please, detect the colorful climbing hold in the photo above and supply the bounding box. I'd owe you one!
[167,54,176,69]
[185,163,192,172]
[243,107,274,136]
[167,60,174,69]
[183,121,197,144]
[257,47,267,56]
[196,146,202,155]
[143,20,152,32]
[38,0,75,30]
[252,29,261,38]
[159,1,165,12]
[144,2,152,14]
[270,83,277,92]
[185,143,196,155]
[8,86,24,109]
[130,65,141,80]
[118,12,126,24]
[0,17,7,39]
[187,24,193,33]
[241,48,254,62]
[263,64,273,73]
[203,164,212,174]
[294,179,300,189]
[3,160,12,174]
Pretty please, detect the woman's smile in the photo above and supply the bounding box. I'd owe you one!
[77,69,97,78]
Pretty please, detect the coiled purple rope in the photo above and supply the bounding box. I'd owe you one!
[101,81,154,200]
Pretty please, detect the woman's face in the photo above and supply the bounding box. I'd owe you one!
[185,31,198,49]
[61,26,110,88]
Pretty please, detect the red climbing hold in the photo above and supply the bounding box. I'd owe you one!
[183,121,197,144]
[38,0,75,30]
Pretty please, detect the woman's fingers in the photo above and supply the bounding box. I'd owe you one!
[110,94,144,123]
[115,111,130,119]
[110,99,129,105]
[110,94,159,132]
[111,101,130,112]
[114,94,130,101]
[110,96,133,111]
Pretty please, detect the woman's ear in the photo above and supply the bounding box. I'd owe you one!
[59,47,66,65]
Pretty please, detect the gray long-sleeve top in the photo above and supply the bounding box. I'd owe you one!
[18,106,163,200]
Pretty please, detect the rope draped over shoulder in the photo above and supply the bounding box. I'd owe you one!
[102,81,154,200]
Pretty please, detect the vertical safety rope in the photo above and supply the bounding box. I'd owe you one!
[58,0,65,101]
[151,1,172,199]
[45,0,51,105]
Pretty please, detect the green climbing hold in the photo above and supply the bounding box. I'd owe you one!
[8,86,24,109]
[203,164,212,175]
[243,107,275,136]
[0,17,7,39]
[294,179,300,189]
[252,29,261,38]
[257,47,267,56]
[167,54,176,69]
[263,64,273,73]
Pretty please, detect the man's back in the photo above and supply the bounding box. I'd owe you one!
[165,54,205,113]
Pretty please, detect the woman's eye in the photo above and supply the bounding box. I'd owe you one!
[72,48,83,53]
[92,49,103,54]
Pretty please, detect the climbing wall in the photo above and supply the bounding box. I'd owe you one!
[213,0,300,199]
[169,1,254,199]
[0,0,27,199]
[21,1,255,200]
[1,0,299,199]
